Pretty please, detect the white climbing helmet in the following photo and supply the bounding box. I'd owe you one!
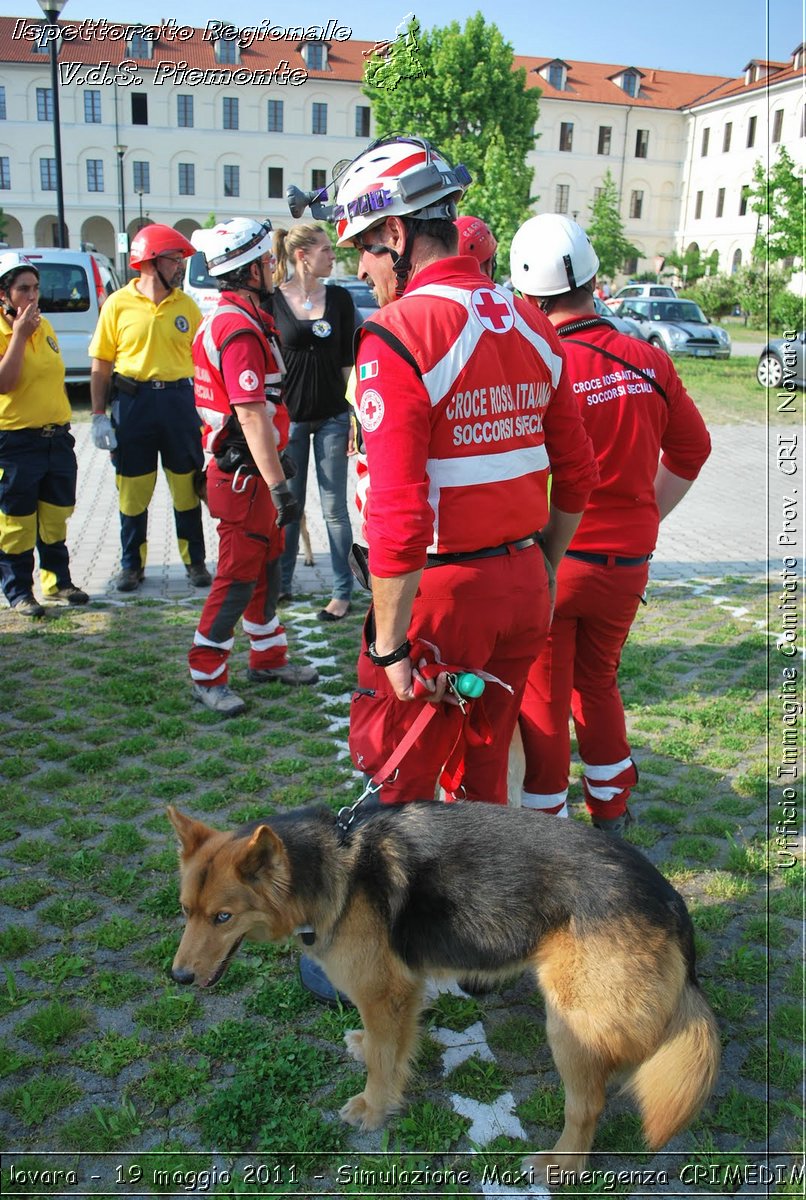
[192,218,274,277]
[510,214,600,296]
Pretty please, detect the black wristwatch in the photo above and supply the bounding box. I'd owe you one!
[366,639,411,667]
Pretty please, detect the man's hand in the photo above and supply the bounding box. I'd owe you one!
[91,413,117,450]
[269,480,299,528]
[13,301,40,340]
[385,657,451,705]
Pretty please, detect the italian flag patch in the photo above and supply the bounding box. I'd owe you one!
[359,360,378,381]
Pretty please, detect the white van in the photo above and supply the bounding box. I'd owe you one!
[183,250,220,316]
[18,246,122,384]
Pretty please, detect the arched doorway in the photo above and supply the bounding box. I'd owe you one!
[0,214,24,247]
[34,214,69,247]
[80,216,116,259]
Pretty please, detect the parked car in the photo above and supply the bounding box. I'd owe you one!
[605,282,677,310]
[593,295,646,340]
[183,250,220,316]
[17,246,122,384]
[611,297,731,359]
[326,274,379,323]
[756,331,806,389]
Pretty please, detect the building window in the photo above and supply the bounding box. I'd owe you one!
[311,169,327,193]
[559,121,573,152]
[701,127,710,156]
[0,157,10,189]
[597,126,612,155]
[177,94,194,128]
[629,190,644,219]
[83,89,101,123]
[0,87,6,120]
[178,163,195,196]
[223,97,239,130]
[635,129,649,158]
[36,87,53,122]
[554,183,570,214]
[621,70,639,97]
[268,99,283,132]
[214,38,239,64]
[547,61,566,90]
[131,93,148,125]
[593,186,605,204]
[355,105,370,138]
[623,255,638,275]
[694,191,703,219]
[133,161,150,194]
[312,102,327,135]
[746,115,757,147]
[801,106,806,137]
[306,43,326,70]
[723,122,732,152]
[127,31,153,58]
[224,165,240,197]
[86,159,104,192]
[31,27,50,54]
[731,248,742,274]
[716,188,725,218]
[738,185,751,216]
[772,109,784,142]
[40,157,57,190]
[268,166,284,198]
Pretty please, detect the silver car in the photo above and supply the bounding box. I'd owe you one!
[756,331,806,389]
[593,295,645,340]
[612,297,731,359]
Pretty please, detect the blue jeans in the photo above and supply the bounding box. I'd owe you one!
[280,412,354,601]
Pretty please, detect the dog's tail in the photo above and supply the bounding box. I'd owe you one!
[625,981,720,1149]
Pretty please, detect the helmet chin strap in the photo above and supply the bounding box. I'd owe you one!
[154,263,175,292]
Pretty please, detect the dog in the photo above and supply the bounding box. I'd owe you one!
[167,801,719,1179]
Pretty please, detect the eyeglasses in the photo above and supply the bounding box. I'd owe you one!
[157,254,186,266]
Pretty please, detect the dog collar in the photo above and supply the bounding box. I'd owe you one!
[293,924,316,946]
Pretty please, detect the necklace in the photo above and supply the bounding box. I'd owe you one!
[299,274,321,311]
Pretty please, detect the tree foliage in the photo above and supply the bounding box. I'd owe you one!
[363,13,539,276]
[749,146,805,262]
[585,170,639,281]
[664,244,718,286]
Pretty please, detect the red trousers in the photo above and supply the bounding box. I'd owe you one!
[188,463,288,687]
[349,544,551,805]
[518,555,649,819]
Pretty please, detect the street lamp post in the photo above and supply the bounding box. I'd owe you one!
[114,143,127,277]
[37,0,69,247]
[135,187,145,230]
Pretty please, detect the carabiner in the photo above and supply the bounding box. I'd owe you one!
[231,465,251,494]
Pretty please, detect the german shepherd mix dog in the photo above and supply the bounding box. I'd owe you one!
[168,802,719,1179]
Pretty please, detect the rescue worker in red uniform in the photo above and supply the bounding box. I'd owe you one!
[334,137,598,805]
[455,215,497,280]
[187,218,318,717]
[512,215,711,833]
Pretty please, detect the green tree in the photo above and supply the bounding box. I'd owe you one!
[363,13,540,277]
[0,208,7,241]
[733,261,792,324]
[680,272,739,319]
[664,244,717,287]
[749,146,805,262]
[586,170,639,281]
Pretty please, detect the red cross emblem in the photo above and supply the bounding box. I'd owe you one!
[360,388,385,432]
[471,288,514,333]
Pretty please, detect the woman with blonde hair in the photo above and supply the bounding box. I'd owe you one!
[271,224,356,620]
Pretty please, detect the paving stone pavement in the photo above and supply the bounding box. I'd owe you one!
[17,418,771,608]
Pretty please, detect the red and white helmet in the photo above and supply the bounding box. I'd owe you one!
[510,214,599,296]
[191,218,274,277]
[129,224,195,270]
[455,215,497,265]
[0,251,39,289]
[334,137,471,246]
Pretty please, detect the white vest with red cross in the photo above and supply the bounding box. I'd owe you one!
[357,277,563,553]
[192,295,288,459]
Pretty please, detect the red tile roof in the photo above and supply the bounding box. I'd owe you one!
[515,54,731,109]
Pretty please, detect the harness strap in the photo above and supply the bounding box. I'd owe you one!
[359,320,423,379]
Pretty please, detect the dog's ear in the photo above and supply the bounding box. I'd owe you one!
[167,806,215,858]
[235,824,284,882]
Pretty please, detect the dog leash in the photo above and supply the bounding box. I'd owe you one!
[336,642,511,839]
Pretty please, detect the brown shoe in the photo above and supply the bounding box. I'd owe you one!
[115,568,144,592]
[186,563,212,588]
[12,594,45,618]
[247,663,319,686]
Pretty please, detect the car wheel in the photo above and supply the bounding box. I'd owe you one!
[648,336,665,349]
[757,352,784,389]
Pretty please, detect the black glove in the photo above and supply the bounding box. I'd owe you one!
[269,481,299,529]
[280,450,297,479]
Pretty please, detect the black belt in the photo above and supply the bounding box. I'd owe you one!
[426,535,539,567]
[113,373,192,396]
[30,423,70,437]
[565,550,651,567]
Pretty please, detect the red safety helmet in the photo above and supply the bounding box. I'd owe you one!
[129,224,195,270]
[455,215,497,265]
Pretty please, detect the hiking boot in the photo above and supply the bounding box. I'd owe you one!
[191,682,247,718]
[12,594,45,618]
[247,663,319,686]
[298,955,354,1007]
[592,808,633,838]
[44,584,89,606]
[115,568,144,593]
[186,563,212,588]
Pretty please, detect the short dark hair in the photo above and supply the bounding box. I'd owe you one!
[407,217,458,254]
